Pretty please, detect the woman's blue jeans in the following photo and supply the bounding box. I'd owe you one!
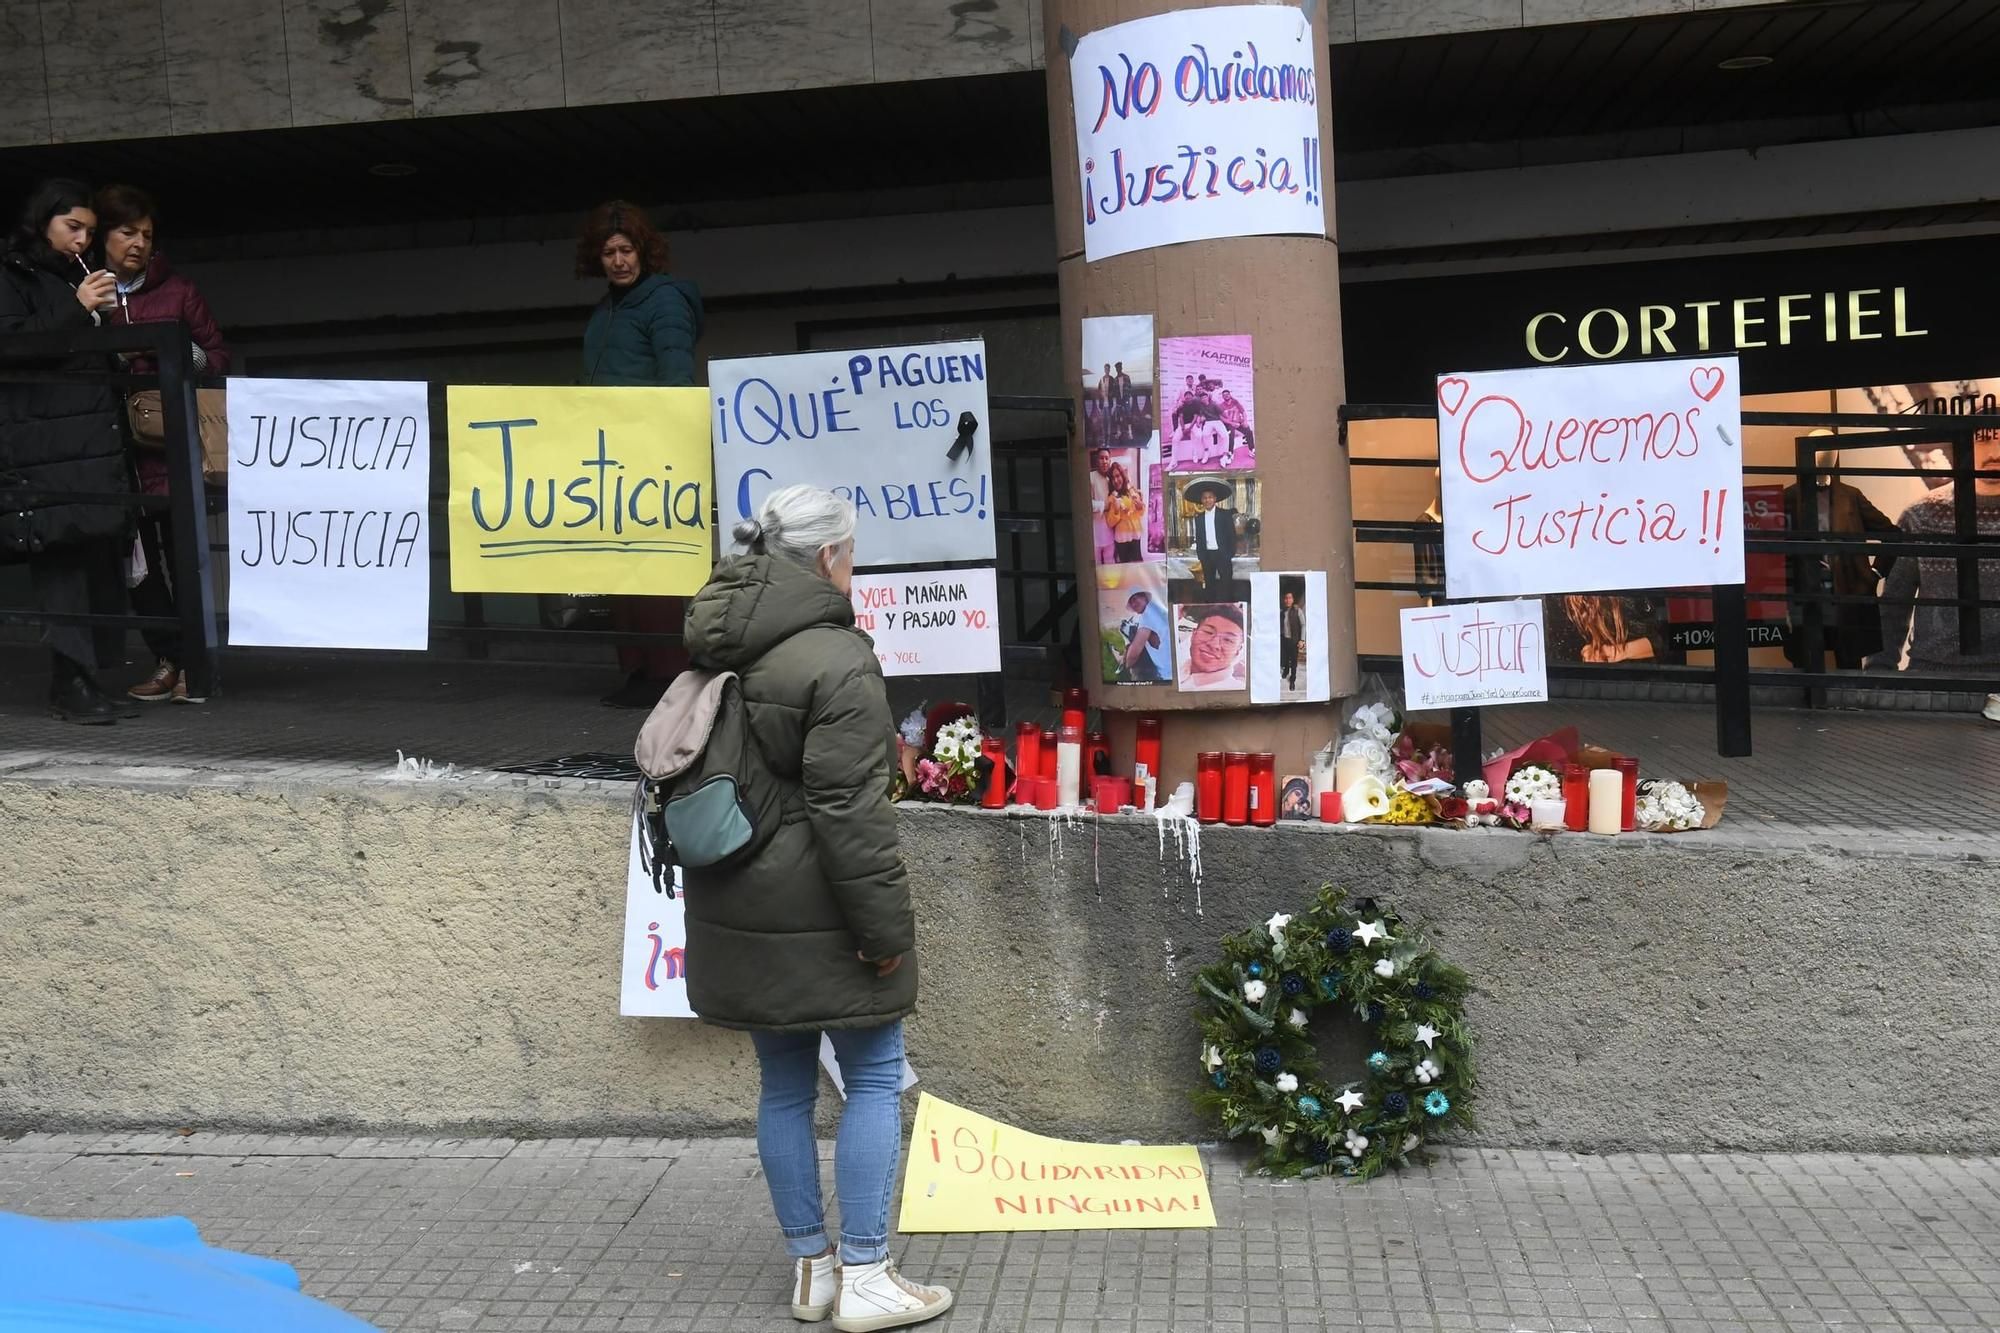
[749,1021,904,1265]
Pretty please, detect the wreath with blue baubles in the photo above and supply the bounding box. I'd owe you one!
[1192,887,1476,1179]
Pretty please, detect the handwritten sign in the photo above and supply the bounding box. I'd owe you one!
[1071,6,1325,263]
[1437,357,1745,599]
[619,820,693,1019]
[446,385,712,595]
[711,340,994,568]
[1400,599,1549,711]
[897,1093,1214,1234]
[850,568,1001,677]
[225,378,430,650]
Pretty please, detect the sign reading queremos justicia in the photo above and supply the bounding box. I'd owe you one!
[1341,234,1998,400]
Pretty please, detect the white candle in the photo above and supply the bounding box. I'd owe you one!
[1588,768,1622,835]
[1334,754,1369,792]
[1528,799,1566,832]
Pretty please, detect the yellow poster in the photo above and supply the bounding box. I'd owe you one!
[897,1093,1214,1233]
[446,385,713,594]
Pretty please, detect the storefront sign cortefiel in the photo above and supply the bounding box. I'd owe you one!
[1437,357,1746,599]
[225,378,431,650]
[618,823,693,1019]
[445,385,713,594]
[710,340,994,568]
[897,1093,1213,1233]
[850,568,1001,678]
[1069,6,1325,263]
[1400,599,1549,710]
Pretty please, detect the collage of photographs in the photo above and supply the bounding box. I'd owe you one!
[1084,315,1329,703]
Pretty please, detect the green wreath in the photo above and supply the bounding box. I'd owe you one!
[1192,887,1477,1179]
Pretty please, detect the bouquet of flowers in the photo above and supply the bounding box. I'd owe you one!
[1499,763,1559,828]
[916,716,983,803]
[1637,779,1703,831]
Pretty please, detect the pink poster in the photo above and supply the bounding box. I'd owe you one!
[1160,335,1255,473]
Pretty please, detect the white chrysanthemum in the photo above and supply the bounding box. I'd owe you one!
[1504,764,1561,806]
[1637,779,1703,831]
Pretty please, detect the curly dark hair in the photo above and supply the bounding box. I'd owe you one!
[575,199,670,279]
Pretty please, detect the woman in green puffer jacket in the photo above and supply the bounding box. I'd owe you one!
[680,484,952,1332]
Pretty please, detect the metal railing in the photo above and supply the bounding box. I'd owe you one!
[0,329,1081,721]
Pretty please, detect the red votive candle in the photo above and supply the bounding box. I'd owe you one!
[1562,763,1590,833]
[981,736,1008,809]
[1196,752,1224,823]
[1085,730,1109,781]
[1031,776,1058,811]
[1249,752,1277,827]
[1134,715,1162,790]
[1038,728,1058,782]
[1614,757,1640,832]
[1013,722,1040,797]
[1319,791,1343,824]
[1223,752,1251,826]
[1093,775,1131,812]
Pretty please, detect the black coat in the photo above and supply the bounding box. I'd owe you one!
[0,249,130,559]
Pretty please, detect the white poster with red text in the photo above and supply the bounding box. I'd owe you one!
[1436,358,1745,600]
[1400,600,1548,711]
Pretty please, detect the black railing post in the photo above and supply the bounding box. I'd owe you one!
[1713,582,1752,757]
[155,324,220,699]
[1450,706,1482,789]
[1951,426,1982,657]
[1792,436,1826,708]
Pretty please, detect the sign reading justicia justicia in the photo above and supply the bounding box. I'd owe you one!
[1070,5,1328,263]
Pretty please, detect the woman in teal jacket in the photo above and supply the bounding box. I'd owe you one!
[577,200,705,706]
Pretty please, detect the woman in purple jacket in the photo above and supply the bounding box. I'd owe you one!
[95,185,230,704]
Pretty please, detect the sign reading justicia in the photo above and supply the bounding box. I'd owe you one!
[1070,5,1327,263]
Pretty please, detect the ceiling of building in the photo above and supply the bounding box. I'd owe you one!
[0,0,1993,243]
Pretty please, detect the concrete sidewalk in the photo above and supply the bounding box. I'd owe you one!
[3,1134,1996,1332]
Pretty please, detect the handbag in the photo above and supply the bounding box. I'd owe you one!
[127,387,229,479]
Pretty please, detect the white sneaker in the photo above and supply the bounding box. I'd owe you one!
[1985,693,2000,723]
[831,1258,953,1332]
[792,1251,836,1322]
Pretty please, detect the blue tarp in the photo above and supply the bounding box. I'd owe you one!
[0,1212,378,1332]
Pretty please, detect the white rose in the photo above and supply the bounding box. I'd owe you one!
[1374,959,1395,978]
[1243,980,1267,1004]
[1274,1072,1299,1093]
[1286,1008,1308,1029]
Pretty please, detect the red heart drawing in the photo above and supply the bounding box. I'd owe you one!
[1689,365,1726,402]
[1437,376,1469,416]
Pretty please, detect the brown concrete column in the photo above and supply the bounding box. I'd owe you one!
[1044,0,1355,788]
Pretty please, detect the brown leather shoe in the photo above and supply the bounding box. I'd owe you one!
[171,671,205,704]
[128,660,178,702]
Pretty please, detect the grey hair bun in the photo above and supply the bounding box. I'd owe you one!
[732,517,766,549]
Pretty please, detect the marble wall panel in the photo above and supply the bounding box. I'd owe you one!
[283,0,417,126]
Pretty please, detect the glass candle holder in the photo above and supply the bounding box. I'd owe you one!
[1195,752,1224,824]
[1223,752,1251,826]
[1613,757,1640,832]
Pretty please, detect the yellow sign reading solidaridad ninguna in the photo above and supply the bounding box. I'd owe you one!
[446,385,714,595]
[897,1093,1214,1234]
